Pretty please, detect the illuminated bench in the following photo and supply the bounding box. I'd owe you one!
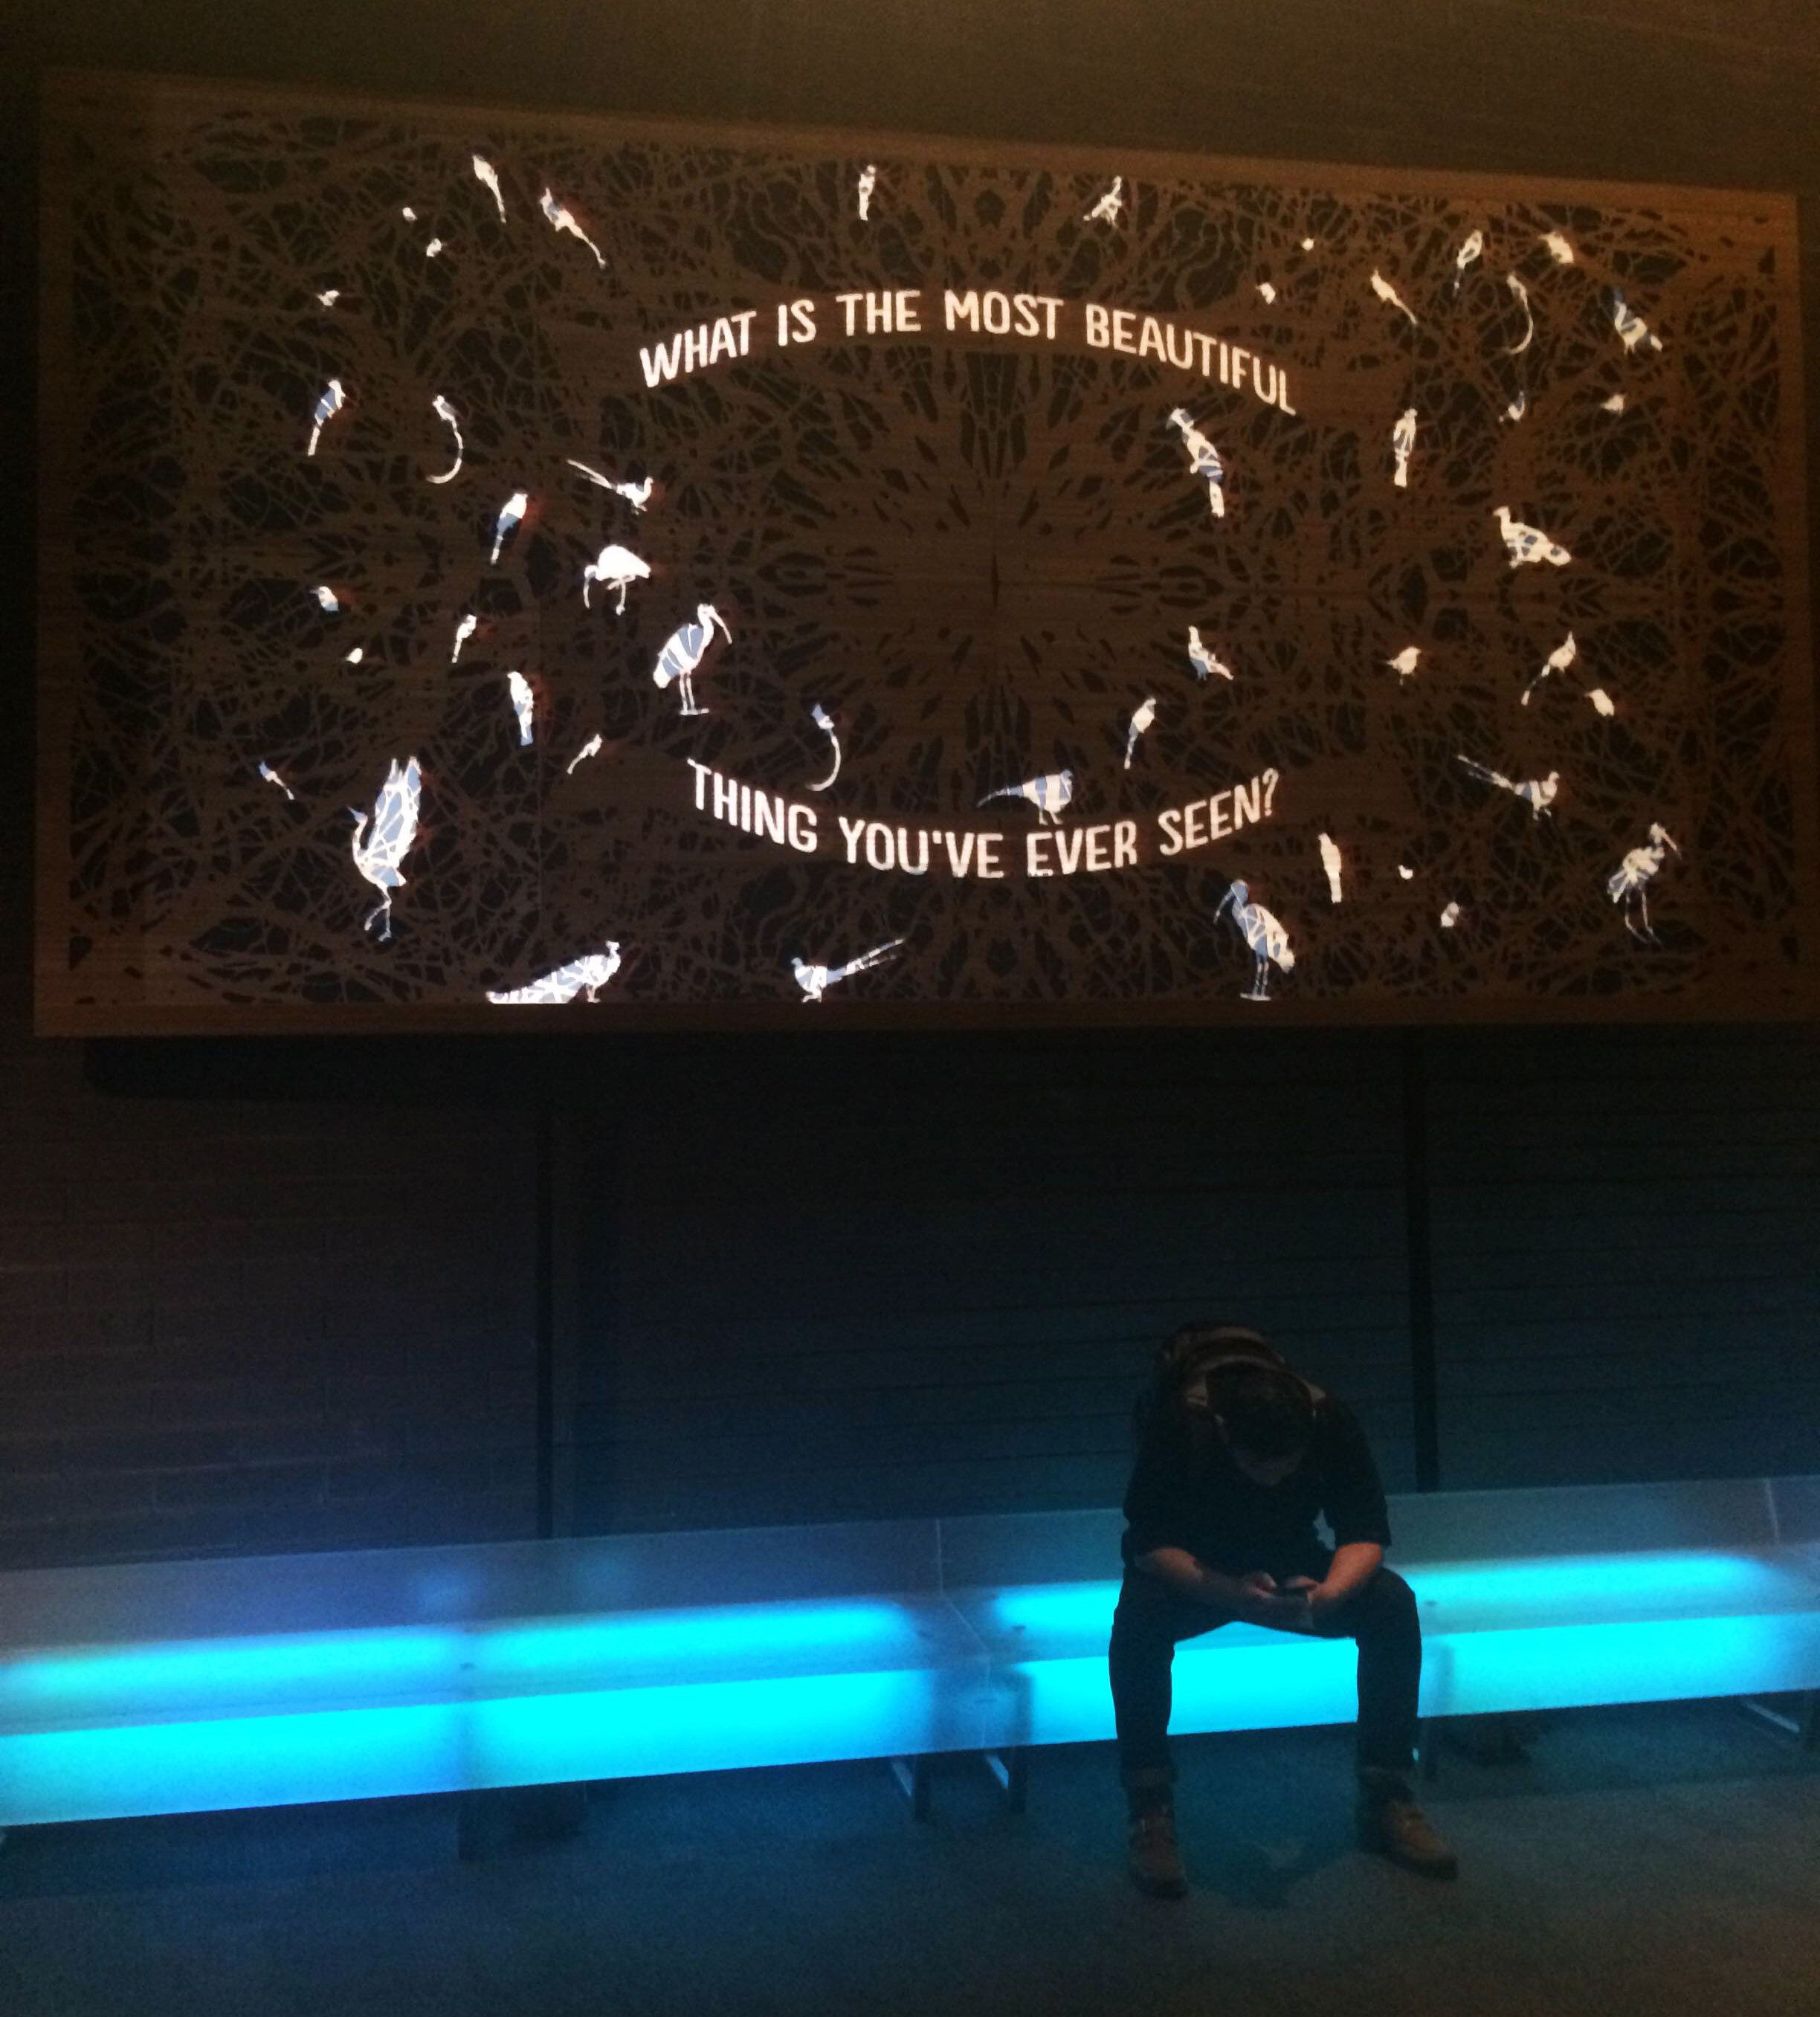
[1,1477,1816,1836]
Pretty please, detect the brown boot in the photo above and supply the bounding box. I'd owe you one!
[1356,1772,1458,1879]
[1127,1799,1189,1899]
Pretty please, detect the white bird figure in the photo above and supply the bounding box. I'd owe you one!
[1398,865,1416,881]
[315,288,341,308]
[490,489,529,565]
[857,164,877,221]
[540,187,605,267]
[1215,880,1295,1001]
[1503,390,1528,424]
[978,769,1074,824]
[792,938,905,1003]
[567,460,654,511]
[1587,688,1616,717]
[1387,645,1422,680]
[1256,281,1277,305]
[488,943,624,1004]
[306,378,344,456]
[1457,753,1560,819]
[807,703,842,792]
[451,613,477,664]
[506,670,535,746]
[257,761,297,802]
[312,584,340,613]
[473,154,507,224]
[424,237,445,259]
[349,755,422,942]
[1607,824,1680,943]
[652,602,731,717]
[1319,833,1343,903]
[1607,287,1662,353]
[1167,408,1226,517]
[1506,272,1535,355]
[427,395,464,484]
[1392,407,1417,487]
[1186,627,1233,683]
[344,647,364,665]
[1540,231,1576,265]
[582,543,652,614]
[1521,633,1578,706]
[1602,393,1627,414]
[1494,506,1572,569]
[1450,229,1484,297]
[401,207,417,222]
[1439,901,1461,929]
[1300,236,1315,251]
[1370,269,1419,326]
[1085,175,1124,225]
[1124,697,1156,769]
[567,732,603,775]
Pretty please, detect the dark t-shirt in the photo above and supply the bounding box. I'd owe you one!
[1119,1395,1393,1577]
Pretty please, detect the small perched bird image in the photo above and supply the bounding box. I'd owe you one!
[1318,833,1343,903]
[1370,269,1419,326]
[1540,231,1575,265]
[582,545,652,614]
[349,755,422,942]
[1124,697,1157,769]
[807,703,842,791]
[1457,753,1560,819]
[1494,506,1572,569]
[1187,627,1233,683]
[1386,646,1422,680]
[1506,272,1535,355]
[978,770,1074,824]
[472,154,507,223]
[1167,410,1226,517]
[857,164,877,221]
[1607,286,1662,353]
[1215,880,1296,1001]
[1607,824,1680,943]
[506,670,535,746]
[791,939,905,1003]
[487,944,623,1004]
[451,613,477,664]
[567,461,653,512]
[1391,408,1417,488]
[1450,229,1483,297]
[306,378,344,457]
[540,187,605,266]
[427,394,464,483]
[490,491,529,565]
[1084,175,1124,225]
[1521,634,1578,706]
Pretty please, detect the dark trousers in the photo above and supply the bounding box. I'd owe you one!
[1108,1557,1422,1788]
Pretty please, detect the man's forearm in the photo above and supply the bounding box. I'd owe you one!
[1132,1546,1248,1607]
[1322,1541,1384,1601]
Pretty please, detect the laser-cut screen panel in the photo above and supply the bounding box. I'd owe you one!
[35,74,1819,1031]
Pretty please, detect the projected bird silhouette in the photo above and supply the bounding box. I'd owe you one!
[1457,753,1559,819]
[1607,824,1680,943]
[652,603,730,715]
[1494,506,1572,569]
[979,769,1074,824]
[487,943,622,1004]
[582,544,651,613]
[792,939,905,1003]
[1216,880,1295,1001]
[349,756,422,942]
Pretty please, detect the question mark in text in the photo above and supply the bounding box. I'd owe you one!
[1261,768,1280,817]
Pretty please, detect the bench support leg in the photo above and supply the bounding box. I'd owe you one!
[889,1755,932,1821]
[1738,1691,1819,1750]
[980,1746,1028,1813]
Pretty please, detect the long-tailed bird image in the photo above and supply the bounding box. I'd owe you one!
[1392,407,1417,488]
[427,395,464,483]
[1506,272,1535,355]
[567,460,653,511]
[582,544,651,613]
[1167,409,1226,517]
[1521,633,1578,705]
[792,939,905,1004]
[1370,269,1419,326]
[807,703,841,791]
[652,602,731,717]
[1450,230,1483,297]
[257,761,297,802]
[451,613,477,664]
[1084,175,1124,225]
[1607,286,1662,353]
[979,769,1074,824]
[1457,753,1559,819]
[306,378,344,456]
[1187,626,1233,682]
[349,755,422,942]
[1494,506,1572,569]
[540,187,605,266]
[1124,697,1156,769]
[1215,880,1296,1001]
[487,943,623,1004]
[566,732,603,775]
[472,154,507,223]
[490,490,529,565]
[857,164,877,220]
[1607,824,1680,943]
[1319,833,1344,903]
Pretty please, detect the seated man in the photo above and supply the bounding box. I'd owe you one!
[1108,1322,1456,1897]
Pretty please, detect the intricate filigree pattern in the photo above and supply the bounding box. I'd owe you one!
[38,80,1815,1025]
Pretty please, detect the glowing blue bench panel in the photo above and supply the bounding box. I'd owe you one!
[2,1479,1816,1828]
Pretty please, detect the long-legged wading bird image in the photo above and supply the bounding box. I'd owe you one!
[487,943,622,1004]
[1607,824,1680,943]
[1456,753,1559,819]
[581,544,651,613]
[652,602,731,716]
[791,938,906,1003]
[979,769,1074,824]
[349,755,422,942]
[1216,880,1295,1001]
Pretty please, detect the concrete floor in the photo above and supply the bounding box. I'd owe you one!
[1,1700,1816,2017]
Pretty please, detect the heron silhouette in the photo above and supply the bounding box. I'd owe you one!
[1216,879,1296,1001]
[349,756,422,942]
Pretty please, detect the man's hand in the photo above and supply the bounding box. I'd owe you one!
[1278,1575,1337,1626]
[1237,1572,1316,1628]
